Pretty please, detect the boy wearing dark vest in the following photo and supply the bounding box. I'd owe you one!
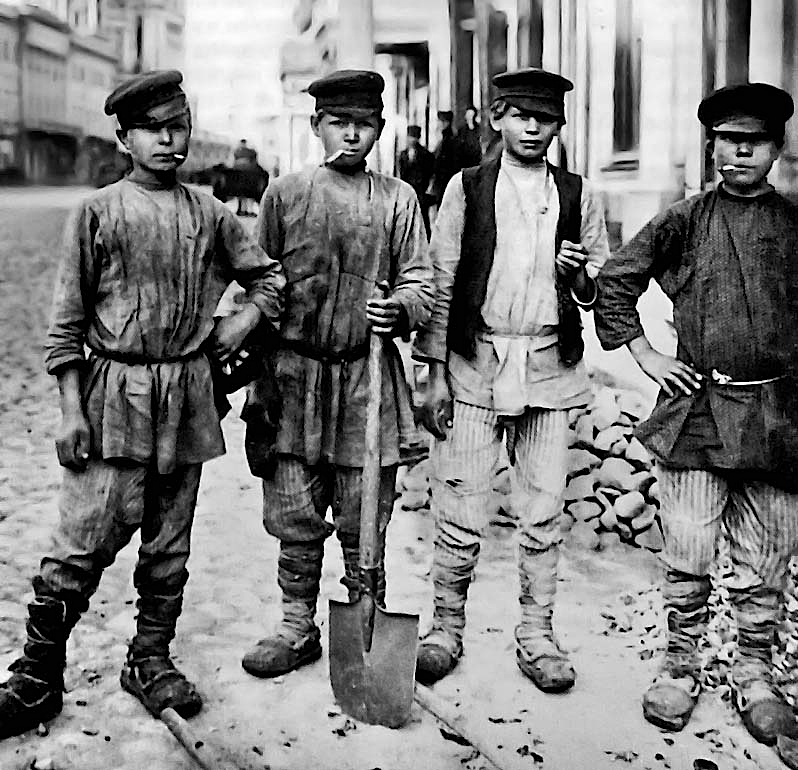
[596,83,798,746]
[413,68,610,689]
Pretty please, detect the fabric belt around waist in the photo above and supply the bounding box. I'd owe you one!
[707,368,787,387]
[278,338,370,365]
[89,348,206,365]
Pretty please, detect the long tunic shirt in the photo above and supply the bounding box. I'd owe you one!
[46,177,285,474]
[414,153,611,414]
[256,164,434,467]
[595,186,798,479]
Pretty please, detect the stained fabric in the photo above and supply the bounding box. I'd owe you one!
[595,187,798,479]
[254,165,433,467]
[45,178,285,473]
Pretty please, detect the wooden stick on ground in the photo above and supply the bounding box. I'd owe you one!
[160,707,243,770]
[414,684,512,770]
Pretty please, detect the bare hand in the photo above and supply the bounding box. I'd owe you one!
[366,297,402,336]
[419,365,453,440]
[633,347,703,397]
[211,303,261,362]
[556,240,588,282]
[56,411,91,472]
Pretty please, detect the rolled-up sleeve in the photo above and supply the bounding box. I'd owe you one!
[218,206,285,329]
[412,173,465,363]
[389,185,434,333]
[580,179,611,278]
[45,203,97,375]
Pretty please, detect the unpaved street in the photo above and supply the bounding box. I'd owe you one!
[0,187,788,770]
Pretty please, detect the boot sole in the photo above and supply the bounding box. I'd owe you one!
[120,669,203,719]
[241,644,323,679]
[516,653,576,693]
[0,695,62,739]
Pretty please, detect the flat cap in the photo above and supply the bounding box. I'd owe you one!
[104,70,189,127]
[698,82,794,129]
[437,110,453,121]
[307,69,384,113]
[407,124,422,138]
[492,67,573,121]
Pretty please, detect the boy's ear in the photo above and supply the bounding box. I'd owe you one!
[310,113,322,138]
[375,117,386,140]
[489,113,503,133]
[116,128,130,151]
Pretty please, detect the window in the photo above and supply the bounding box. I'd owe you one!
[613,0,642,155]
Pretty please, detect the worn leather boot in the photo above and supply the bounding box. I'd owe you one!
[242,541,324,678]
[730,585,798,746]
[0,579,87,739]
[515,546,575,693]
[643,570,710,731]
[415,541,479,685]
[121,576,202,718]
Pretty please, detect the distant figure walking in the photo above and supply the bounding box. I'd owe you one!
[398,124,435,236]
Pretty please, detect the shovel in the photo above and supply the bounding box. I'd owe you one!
[329,323,420,728]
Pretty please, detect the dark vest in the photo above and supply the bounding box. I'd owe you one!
[448,157,584,367]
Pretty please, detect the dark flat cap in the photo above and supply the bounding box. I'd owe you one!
[307,69,384,113]
[698,82,794,129]
[104,70,189,127]
[492,68,573,121]
[437,110,453,121]
[407,124,422,138]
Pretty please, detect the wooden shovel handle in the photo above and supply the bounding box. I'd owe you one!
[359,328,382,571]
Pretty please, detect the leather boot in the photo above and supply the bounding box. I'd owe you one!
[515,545,575,693]
[121,571,202,718]
[242,541,324,678]
[730,585,798,746]
[415,541,479,685]
[0,577,86,739]
[643,569,710,731]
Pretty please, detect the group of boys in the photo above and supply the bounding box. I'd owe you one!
[1,60,797,761]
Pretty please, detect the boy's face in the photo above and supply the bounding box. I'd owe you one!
[713,126,780,192]
[312,110,382,169]
[491,105,559,164]
[119,115,191,174]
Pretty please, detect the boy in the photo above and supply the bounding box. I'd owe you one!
[412,68,610,690]
[0,70,285,737]
[240,70,433,678]
[595,83,798,746]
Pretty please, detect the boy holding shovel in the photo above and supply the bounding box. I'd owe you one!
[241,69,434,678]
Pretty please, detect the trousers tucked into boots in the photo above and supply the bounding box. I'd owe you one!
[729,584,798,745]
[415,540,479,684]
[0,577,88,739]
[515,545,575,692]
[242,540,325,678]
[642,569,710,732]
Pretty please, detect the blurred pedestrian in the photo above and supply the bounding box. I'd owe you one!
[0,70,285,737]
[398,124,435,236]
[456,105,483,168]
[412,68,610,691]
[240,69,434,680]
[595,82,798,746]
[430,110,460,207]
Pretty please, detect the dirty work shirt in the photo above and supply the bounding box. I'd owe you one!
[414,153,610,413]
[257,164,434,467]
[595,185,798,478]
[46,177,285,474]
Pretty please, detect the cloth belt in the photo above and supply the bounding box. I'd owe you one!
[708,369,786,387]
[278,338,370,365]
[89,348,206,365]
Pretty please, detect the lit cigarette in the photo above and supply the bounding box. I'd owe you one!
[325,149,346,164]
[720,164,737,171]
[173,153,186,161]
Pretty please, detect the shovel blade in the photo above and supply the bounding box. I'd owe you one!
[329,598,419,728]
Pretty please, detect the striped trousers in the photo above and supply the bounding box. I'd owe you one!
[658,466,798,590]
[429,401,570,552]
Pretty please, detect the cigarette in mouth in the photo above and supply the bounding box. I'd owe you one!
[173,153,186,161]
[720,165,736,171]
[325,149,346,164]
